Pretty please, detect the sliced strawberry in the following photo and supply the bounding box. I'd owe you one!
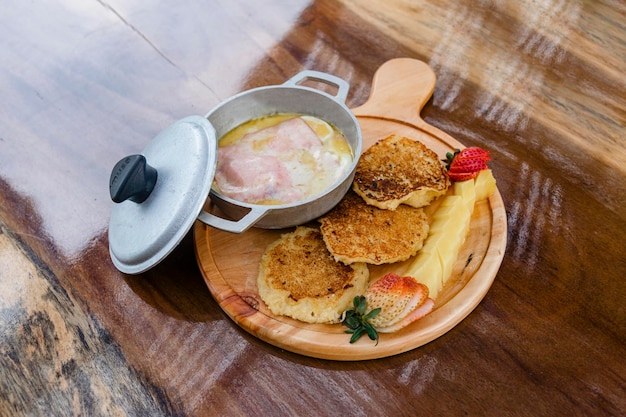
[448,171,479,181]
[365,273,430,329]
[449,158,489,173]
[377,298,435,333]
[455,147,491,160]
[448,160,488,174]
[444,146,491,182]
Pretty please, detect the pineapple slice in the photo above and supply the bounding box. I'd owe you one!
[406,169,497,300]
[474,169,497,201]
[439,194,463,207]
[429,207,470,237]
[434,197,471,285]
[406,186,474,300]
[453,179,476,212]
[405,248,444,299]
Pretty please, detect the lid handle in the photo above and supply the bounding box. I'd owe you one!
[109,154,158,203]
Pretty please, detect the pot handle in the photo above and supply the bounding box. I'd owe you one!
[196,206,269,234]
[283,70,350,103]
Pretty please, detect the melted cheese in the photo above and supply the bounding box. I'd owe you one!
[214,114,353,205]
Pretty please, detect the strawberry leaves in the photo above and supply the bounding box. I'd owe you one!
[342,296,381,344]
[444,147,491,182]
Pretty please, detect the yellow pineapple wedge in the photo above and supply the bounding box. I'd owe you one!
[474,169,497,201]
[406,176,481,300]
[453,179,476,212]
[405,169,496,301]
[402,248,444,301]
[433,196,471,285]
[428,196,463,234]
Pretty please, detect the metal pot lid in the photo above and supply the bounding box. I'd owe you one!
[108,116,217,274]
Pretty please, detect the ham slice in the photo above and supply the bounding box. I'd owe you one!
[214,116,346,204]
[270,118,323,151]
[215,147,302,203]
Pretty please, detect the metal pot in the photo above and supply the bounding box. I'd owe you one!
[108,70,361,274]
[201,70,362,231]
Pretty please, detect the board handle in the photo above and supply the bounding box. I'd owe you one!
[351,58,436,126]
[352,58,466,150]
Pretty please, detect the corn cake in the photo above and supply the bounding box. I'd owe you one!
[353,135,450,210]
[257,226,369,324]
[319,191,430,265]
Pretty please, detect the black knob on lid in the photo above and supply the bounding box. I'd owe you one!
[109,154,158,203]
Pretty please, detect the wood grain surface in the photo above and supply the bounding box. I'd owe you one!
[195,58,508,360]
[1,0,624,416]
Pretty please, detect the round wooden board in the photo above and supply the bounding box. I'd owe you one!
[194,58,507,360]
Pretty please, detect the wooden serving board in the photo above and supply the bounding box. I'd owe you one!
[194,58,507,361]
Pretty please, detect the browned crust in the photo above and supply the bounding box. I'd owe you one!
[260,227,360,301]
[353,135,449,208]
[318,191,430,265]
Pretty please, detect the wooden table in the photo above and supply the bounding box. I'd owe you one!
[1,0,624,415]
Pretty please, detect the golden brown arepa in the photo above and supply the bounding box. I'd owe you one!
[353,135,450,210]
[257,226,369,324]
[318,191,430,265]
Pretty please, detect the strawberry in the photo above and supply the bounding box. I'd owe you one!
[376,298,435,333]
[342,273,434,342]
[444,147,491,182]
[365,273,431,331]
